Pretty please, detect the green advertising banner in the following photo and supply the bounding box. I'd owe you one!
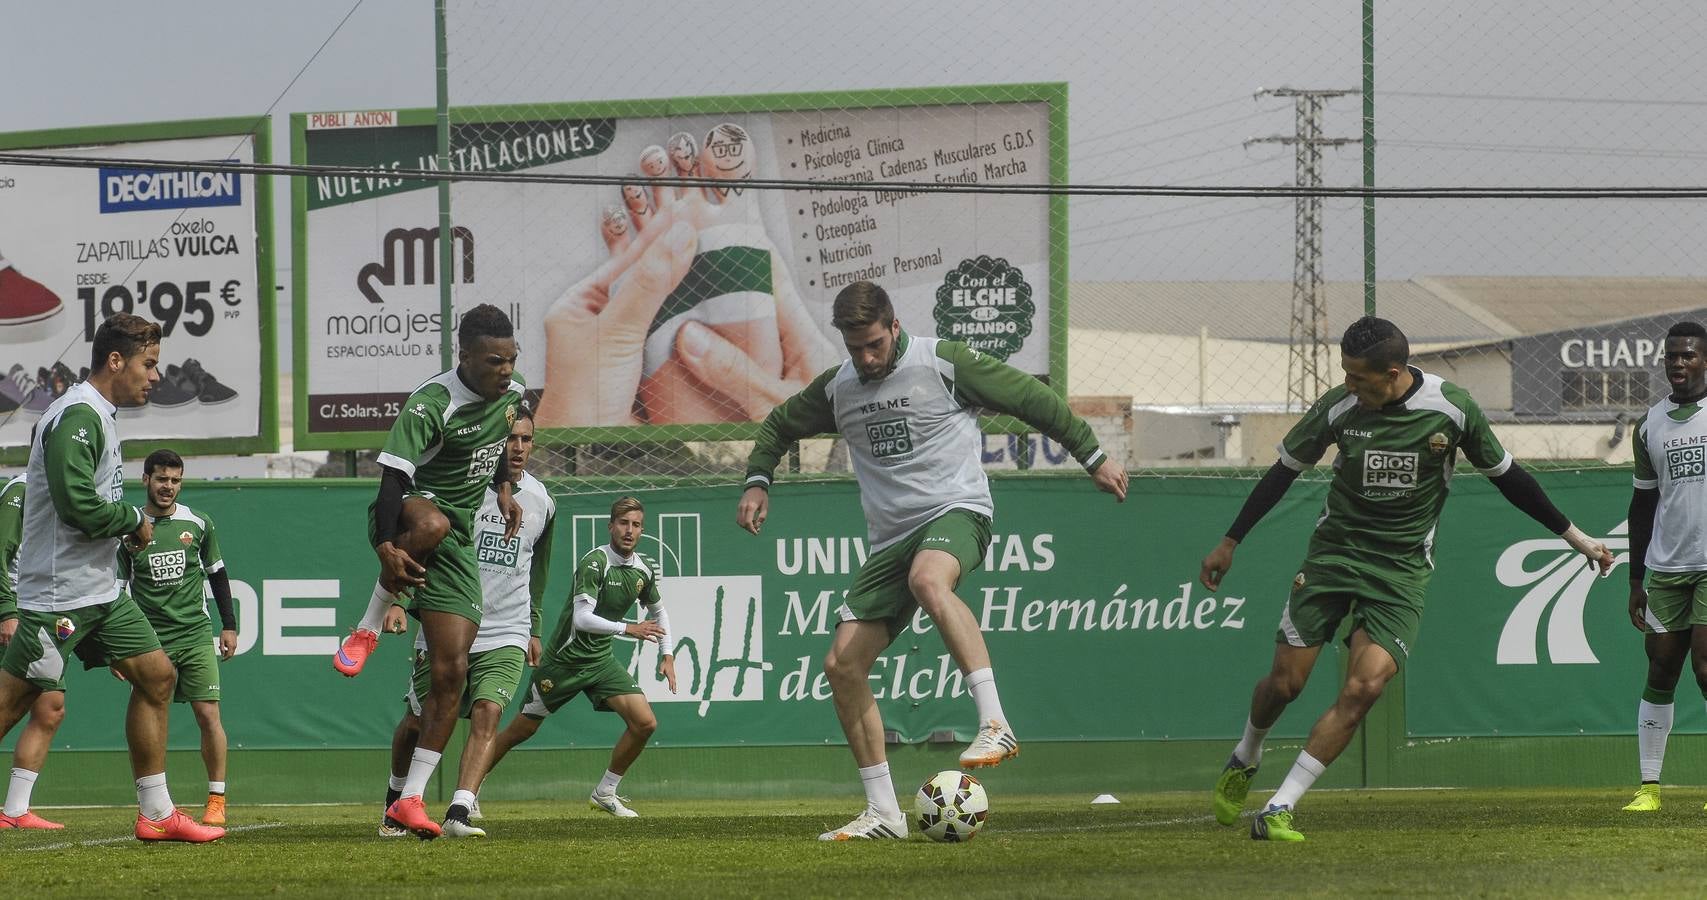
[4,473,1354,752]
[1405,467,1645,737]
[7,469,1640,754]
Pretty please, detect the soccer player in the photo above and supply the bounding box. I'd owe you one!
[480,496,675,818]
[0,473,67,830]
[380,406,555,838]
[0,314,223,842]
[122,449,239,826]
[1621,321,1707,812]
[1201,316,1613,842]
[735,281,1128,841]
[332,304,524,839]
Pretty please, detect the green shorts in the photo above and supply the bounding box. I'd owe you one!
[405,644,526,718]
[520,656,640,718]
[1643,570,1707,633]
[0,593,162,693]
[839,508,992,640]
[1276,566,1424,672]
[367,496,483,626]
[164,635,221,703]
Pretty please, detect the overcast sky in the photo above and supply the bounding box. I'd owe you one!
[5,1,1704,307]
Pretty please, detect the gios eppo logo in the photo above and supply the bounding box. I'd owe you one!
[1665,444,1705,481]
[865,417,914,459]
[99,163,241,213]
[1362,450,1418,488]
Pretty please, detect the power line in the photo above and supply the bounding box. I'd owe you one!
[1380,90,1707,108]
[1073,96,1253,146]
[6,151,1707,199]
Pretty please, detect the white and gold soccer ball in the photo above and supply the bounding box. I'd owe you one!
[914,770,988,843]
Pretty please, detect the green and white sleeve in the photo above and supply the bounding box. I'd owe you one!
[744,366,839,490]
[0,479,22,620]
[938,341,1105,473]
[44,405,142,539]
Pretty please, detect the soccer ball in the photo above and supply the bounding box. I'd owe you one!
[914,770,988,842]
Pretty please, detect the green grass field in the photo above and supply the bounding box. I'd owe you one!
[3,789,1701,897]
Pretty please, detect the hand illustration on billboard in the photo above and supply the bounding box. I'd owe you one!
[535,125,838,428]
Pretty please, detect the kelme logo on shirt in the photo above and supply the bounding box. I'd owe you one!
[1666,444,1705,481]
[1362,450,1418,488]
[866,417,914,459]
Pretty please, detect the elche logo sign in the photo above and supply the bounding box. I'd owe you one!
[1496,521,1628,665]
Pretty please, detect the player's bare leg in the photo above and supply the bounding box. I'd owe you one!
[336,498,449,676]
[2,690,65,829]
[115,650,223,842]
[378,712,420,836]
[443,699,504,836]
[0,671,41,740]
[386,609,475,839]
[820,619,905,840]
[1214,641,1324,825]
[190,700,228,824]
[1624,630,1692,811]
[1252,630,1394,842]
[588,694,657,817]
[909,550,1017,769]
[483,712,542,779]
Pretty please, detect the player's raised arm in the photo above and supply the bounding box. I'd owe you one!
[737,366,838,534]
[936,341,1126,501]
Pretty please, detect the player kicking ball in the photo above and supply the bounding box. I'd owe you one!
[737,281,1126,840]
[330,304,525,840]
[380,407,555,837]
[1202,316,1612,841]
[1621,321,1707,812]
[480,496,675,818]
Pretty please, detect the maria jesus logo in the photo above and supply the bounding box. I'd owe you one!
[933,256,1034,360]
[1665,444,1705,481]
[866,417,914,459]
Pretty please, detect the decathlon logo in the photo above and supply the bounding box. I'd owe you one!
[99,164,241,213]
[1495,522,1627,665]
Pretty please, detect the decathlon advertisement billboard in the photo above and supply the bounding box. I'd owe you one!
[0,117,277,455]
[291,85,1064,449]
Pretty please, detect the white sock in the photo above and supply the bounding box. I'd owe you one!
[388,774,407,792]
[1639,700,1675,783]
[1268,751,1325,810]
[1233,718,1271,767]
[401,748,442,799]
[208,780,226,796]
[450,789,476,813]
[5,768,39,817]
[136,772,174,821]
[356,581,396,635]
[596,769,622,796]
[858,762,901,820]
[965,668,1007,726]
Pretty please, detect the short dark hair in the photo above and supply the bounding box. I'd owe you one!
[458,303,514,349]
[513,401,535,424]
[610,496,643,521]
[144,448,184,475]
[831,282,894,332]
[91,313,162,370]
[1341,316,1410,370]
[1666,321,1707,341]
